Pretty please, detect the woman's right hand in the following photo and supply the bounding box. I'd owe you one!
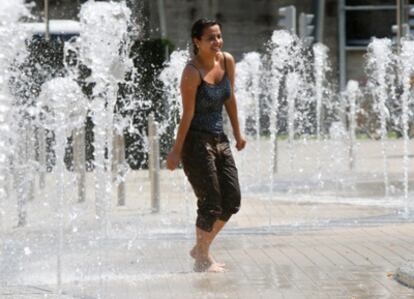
[166,149,181,170]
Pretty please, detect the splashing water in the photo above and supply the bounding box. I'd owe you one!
[38,78,87,133]
[313,43,330,140]
[61,3,133,295]
[366,38,395,196]
[75,1,133,223]
[0,0,30,228]
[158,49,190,136]
[286,72,300,171]
[399,40,414,213]
[267,31,298,177]
[345,80,361,170]
[79,1,132,79]
[235,52,263,186]
[235,52,263,136]
[38,77,87,293]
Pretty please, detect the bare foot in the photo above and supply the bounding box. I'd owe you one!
[193,259,210,272]
[190,246,225,267]
[206,262,227,272]
[193,259,227,273]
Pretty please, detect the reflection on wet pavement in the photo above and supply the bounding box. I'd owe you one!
[2,223,414,298]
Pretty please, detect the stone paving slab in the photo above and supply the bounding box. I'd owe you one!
[2,190,414,298]
[2,222,414,298]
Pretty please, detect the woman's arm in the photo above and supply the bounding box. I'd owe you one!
[166,65,200,170]
[223,52,246,151]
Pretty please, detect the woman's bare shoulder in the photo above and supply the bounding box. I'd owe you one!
[181,62,201,86]
[222,51,235,63]
[221,52,235,72]
[183,59,199,73]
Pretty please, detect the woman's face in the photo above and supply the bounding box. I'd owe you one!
[195,24,223,55]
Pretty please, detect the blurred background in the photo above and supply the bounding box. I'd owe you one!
[27,0,414,89]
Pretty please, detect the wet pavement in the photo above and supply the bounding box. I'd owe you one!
[2,192,414,298]
[2,225,414,298]
[1,138,414,298]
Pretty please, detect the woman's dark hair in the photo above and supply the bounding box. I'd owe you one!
[191,18,222,55]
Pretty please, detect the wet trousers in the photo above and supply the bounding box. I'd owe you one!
[181,130,241,232]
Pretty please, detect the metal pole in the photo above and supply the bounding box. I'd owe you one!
[338,0,347,91]
[117,135,126,206]
[73,127,86,203]
[397,0,410,49]
[38,127,46,189]
[345,5,396,11]
[27,125,35,201]
[112,132,126,206]
[273,139,278,173]
[404,0,410,22]
[157,0,167,39]
[397,0,402,52]
[148,114,160,213]
[156,0,169,62]
[44,0,50,41]
[152,128,160,212]
[316,0,326,43]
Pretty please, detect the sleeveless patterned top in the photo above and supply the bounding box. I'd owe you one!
[188,54,231,134]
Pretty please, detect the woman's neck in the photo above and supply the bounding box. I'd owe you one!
[196,52,218,70]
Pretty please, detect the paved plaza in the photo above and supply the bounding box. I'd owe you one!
[1,139,414,298]
[2,205,414,298]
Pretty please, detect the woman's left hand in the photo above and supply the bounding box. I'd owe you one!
[235,136,246,151]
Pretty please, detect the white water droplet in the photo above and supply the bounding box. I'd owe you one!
[24,247,31,255]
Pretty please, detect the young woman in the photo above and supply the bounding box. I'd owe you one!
[166,18,246,272]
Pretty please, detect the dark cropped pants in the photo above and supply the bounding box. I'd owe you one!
[181,130,241,232]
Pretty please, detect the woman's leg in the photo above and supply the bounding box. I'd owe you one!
[190,219,227,267]
[206,219,227,247]
[192,138,241,271]
[191,139,241,272]
[217,139,241,223]
[181,133,230,272]
[191,221,227,272]
[182,163,225,271]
